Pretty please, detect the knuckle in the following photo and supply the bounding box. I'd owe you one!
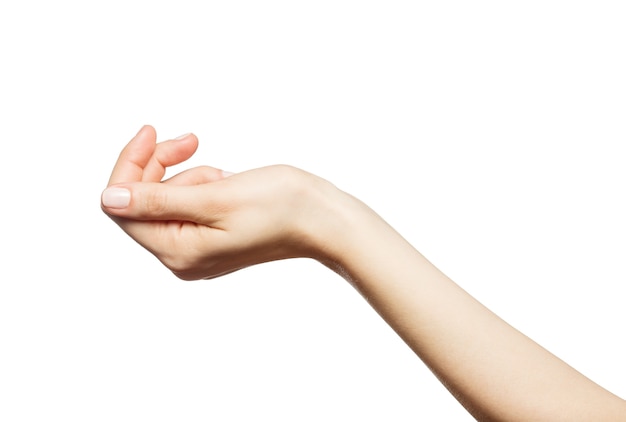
[137,188,169,218]
[158,243,205,281]
[198,165,216,174]
[171,270,197,282]
[161,255,194,278]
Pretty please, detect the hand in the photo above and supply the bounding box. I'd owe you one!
[101,126,342,280]
[102,129,626,421]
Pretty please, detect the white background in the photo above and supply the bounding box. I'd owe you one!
[1,1,625,420]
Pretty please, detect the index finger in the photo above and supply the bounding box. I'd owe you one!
[107,125,157,186]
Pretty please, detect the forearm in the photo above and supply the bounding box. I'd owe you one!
[311,189,626,421]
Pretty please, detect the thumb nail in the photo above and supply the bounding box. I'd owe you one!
[102,187,131,208]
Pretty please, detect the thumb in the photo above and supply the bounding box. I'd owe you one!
[101,181,225,224]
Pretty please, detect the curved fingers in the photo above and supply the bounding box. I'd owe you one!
[108,126,201,186]
[108,125,157,186]
[142,134,199,182]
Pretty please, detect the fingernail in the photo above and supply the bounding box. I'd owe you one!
[175,133,191,140]
[221,170,235,178]
[102,187,131,208]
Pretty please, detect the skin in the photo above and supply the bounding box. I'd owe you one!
[102,125,626,421]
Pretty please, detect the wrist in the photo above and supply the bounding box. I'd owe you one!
[300,177,421,291]
[297,176,384,273]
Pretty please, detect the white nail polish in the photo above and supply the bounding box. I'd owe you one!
[102,187,131,208]
[221,170,235,178]
[175,133,191,140]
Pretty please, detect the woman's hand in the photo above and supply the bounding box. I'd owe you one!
[101,125,344,280]
[102,126,626,420]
